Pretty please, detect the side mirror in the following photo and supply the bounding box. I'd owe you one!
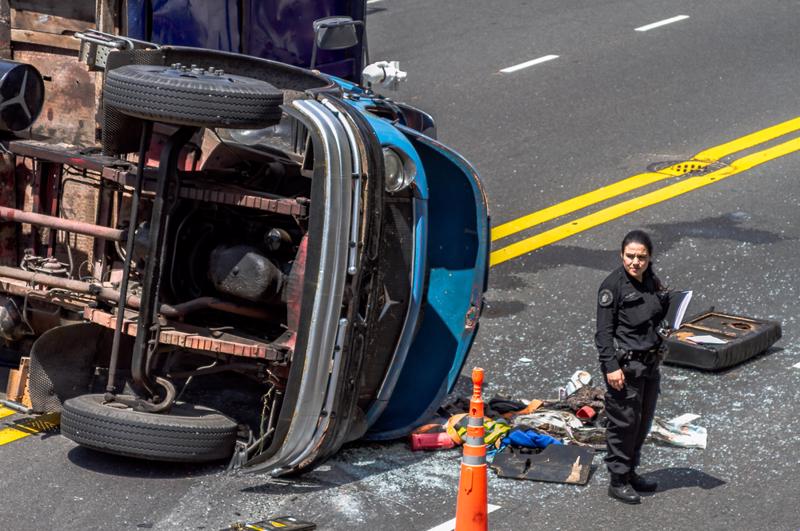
[314,17,360,50]
[310,16,366,70]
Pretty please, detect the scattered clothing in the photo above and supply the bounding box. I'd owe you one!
[446,413,511,446]
[545,385,606,415]
[488,397,526,415]
[501,428,561,450]
[514,410,606,448]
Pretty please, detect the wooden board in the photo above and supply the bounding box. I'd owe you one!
[5,356,31,406]
[11,9,94,34]
[10,28,81,50]
[12,47,98,145]
[1,1,10,59]
[0,154,16,266]
[9,1,94,22]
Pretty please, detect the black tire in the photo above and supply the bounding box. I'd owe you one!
[61,394,239,463]
[103,64,283,129]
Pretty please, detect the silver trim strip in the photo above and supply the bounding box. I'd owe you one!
[321,98,362,276]
[287,317,348,470]
[250,98,352,475]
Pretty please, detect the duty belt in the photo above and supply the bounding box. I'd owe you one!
[622,348,661,364]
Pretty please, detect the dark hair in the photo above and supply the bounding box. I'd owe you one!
[621,230,665,288]
[621,229,653,256]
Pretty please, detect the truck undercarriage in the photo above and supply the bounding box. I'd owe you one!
[0,0,489,476]
[0,34,391,473]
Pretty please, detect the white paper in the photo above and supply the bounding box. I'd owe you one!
[667,413,701,427]
[672,290,693,329]
[648,416,707,449]
[686,334,728,345]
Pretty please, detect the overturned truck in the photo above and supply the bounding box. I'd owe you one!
[0,1,488,474]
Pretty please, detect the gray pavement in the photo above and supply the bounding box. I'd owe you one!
[2,0,800,529]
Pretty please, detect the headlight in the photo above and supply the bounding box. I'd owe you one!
[382,147,416,192]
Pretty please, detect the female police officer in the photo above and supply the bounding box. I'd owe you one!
[596,229,668,504]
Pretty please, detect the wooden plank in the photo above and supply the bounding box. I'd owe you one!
[10,28,80,50]
[11,9,94,34]
[0,0,10,59]
[0,154,17,266]
[13,47,98,145]
[96,0,120,33]
[5,357,30,405]
[9,1,94,22]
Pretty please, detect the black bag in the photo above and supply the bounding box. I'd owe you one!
[664,311,781,370]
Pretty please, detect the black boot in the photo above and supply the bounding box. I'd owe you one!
[629,471,657,492]
[608,473,641,504]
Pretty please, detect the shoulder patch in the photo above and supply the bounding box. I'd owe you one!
[598,288,614,308]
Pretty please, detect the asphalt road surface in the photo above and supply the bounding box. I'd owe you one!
[2,1,800,529]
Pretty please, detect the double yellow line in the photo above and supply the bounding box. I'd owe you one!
[491,116,800,266]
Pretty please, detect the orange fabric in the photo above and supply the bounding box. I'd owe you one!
[446,413,469,445]
[412,423,446,434]
[501,399,543,419]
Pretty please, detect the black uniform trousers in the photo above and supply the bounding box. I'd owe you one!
[604,358,660,476]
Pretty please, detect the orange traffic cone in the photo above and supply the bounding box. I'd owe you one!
[455,367,488,531]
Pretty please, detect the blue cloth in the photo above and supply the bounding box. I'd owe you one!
[501,429,562,449]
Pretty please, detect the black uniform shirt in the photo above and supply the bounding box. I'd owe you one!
[595,266,667,374]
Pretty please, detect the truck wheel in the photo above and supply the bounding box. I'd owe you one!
[103,64,284,129]
[61,394,239,463]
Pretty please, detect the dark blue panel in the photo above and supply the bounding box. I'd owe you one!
[125,0,239,50]
[125,0,148,39]
[152,0,240,51]
[245,0,365,80]
[126,0,366,81]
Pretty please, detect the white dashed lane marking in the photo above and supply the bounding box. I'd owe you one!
[500,54,559,73]
[425,504,501,531]
[635,15,690,32]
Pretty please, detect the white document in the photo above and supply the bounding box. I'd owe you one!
[667,413,701,427]
[672,291,692,330]
[686,334,728,345]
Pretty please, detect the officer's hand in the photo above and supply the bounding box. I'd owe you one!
[606,369,625,391]
[657,320,674,338]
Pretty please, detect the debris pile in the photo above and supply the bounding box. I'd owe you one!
[409,369,708,484]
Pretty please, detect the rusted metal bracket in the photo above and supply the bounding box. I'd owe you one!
[8,140,129,173]
[7,140,309,217]
[85,307,287,361]
[0,206,125,241]
[104,166,310,217]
